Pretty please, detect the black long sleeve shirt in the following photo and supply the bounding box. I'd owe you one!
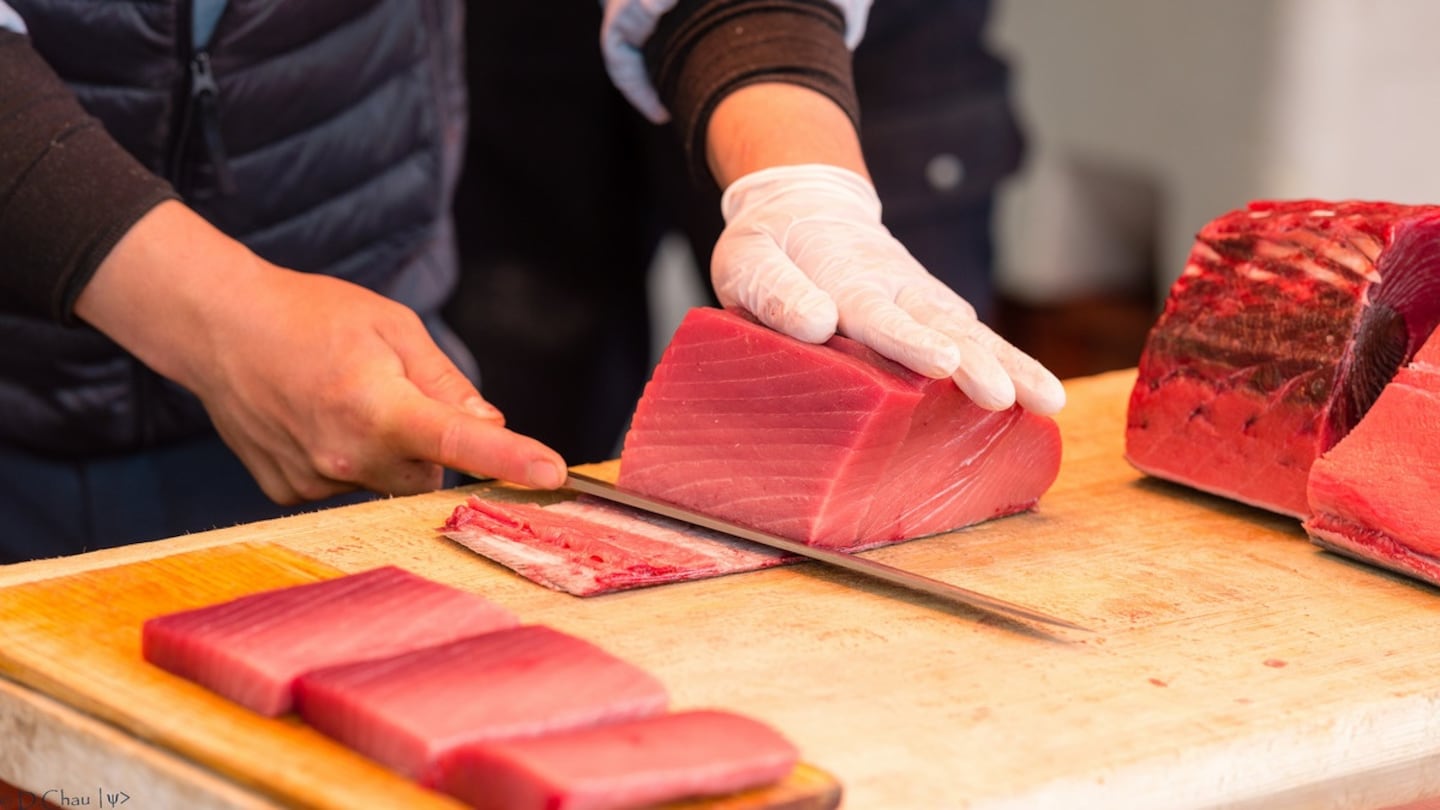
[0,1,856,323]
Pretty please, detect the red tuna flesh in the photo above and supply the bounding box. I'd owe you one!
[293,625,669,785]
[1304,331,1440,583]
[1126,201,1440,518]
[442,496,790,596]
[616,307,1062,548]
[433,710,800,810]
[142,566,518,715]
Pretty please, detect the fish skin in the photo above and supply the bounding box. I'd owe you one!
[1127,201,1440,518]
[1305,331,1440,582]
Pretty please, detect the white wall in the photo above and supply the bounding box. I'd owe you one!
[991,0,1440,304]
[1261,0,1440,203]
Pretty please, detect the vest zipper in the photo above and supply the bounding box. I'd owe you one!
[189,51,237,195]
[142,4,237,448]
[166,50,236,197]
[165,0,234,198]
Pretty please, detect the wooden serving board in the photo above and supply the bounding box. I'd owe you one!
[0,543,839,810]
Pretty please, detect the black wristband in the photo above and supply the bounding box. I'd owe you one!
[645,0,860,186]
[0,31,178,324]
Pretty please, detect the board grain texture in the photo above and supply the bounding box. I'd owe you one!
[1,369,1440,809]
[0,543,839,810]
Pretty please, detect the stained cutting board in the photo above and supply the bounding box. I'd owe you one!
[0,543,839,810]
[9,369,1440,808]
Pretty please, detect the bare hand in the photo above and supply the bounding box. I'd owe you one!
[190,269,565,503]
[76,202,566,503]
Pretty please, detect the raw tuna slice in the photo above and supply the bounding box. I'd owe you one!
[616,307,1062,549]
[433,710,800,810]
[442,495,790,596]
[293,625,669,785]
[1127,200,1440,518]
[142,566,518,715]
[1304,330,1440,583]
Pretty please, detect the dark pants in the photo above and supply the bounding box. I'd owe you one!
[447,0,1021,464]
[0,433,377,564]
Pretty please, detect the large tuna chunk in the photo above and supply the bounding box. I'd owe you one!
[617,307,1062,549]
[1304,330,1440,583]
[142,566,518,715]
[1126,200,1440,518]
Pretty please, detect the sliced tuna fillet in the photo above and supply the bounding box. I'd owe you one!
[442,495,790,596]
[616,307,1062,549]
[293,625,669,785]
[1126,200,1440,517]
[1304,330,1440,583]
[142,566,518,715]
[433,710,800,810]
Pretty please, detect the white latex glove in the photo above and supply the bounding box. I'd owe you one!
[713,164,1066,415]
[598,0,873,123]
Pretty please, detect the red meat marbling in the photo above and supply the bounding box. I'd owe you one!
[433,710,799,810]
[1305,329,1440,583]
[1127,200,1440,517]
[293,625,669,784]
[142,566,518,715]
[616,307,1062,548]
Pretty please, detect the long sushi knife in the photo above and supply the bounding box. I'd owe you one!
[563,471,1090,633]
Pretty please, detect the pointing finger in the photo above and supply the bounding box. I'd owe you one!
[385,393,567,489]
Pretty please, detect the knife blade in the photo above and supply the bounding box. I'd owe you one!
[563,471,1091,633]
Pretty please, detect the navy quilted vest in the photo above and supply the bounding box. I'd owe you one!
[1,0,467,456]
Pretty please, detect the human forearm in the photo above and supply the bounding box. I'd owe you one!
[73,201,260,391]
[76,201,566,501]
[634,0,862,186]
[695,34,1064,413]
[602,0,1064,413]
[705,82,868,189]
[0,30,177,322]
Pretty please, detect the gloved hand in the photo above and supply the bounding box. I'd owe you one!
[712,163,1066,415]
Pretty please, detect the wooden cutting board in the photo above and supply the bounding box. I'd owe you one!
[11,369,1440,808]
[0,542,839,810]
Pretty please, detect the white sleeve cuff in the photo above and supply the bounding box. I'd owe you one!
[0,0,28,34]
[830,0,872,48]
[599,0,679,123]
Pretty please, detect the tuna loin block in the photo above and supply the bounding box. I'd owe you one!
[293,625,669,785]
[434,710,800,810]
[617,307,1062,549]
[1305,330,1440,583]
[1127,201,1440,518]
[142,566,518,715]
